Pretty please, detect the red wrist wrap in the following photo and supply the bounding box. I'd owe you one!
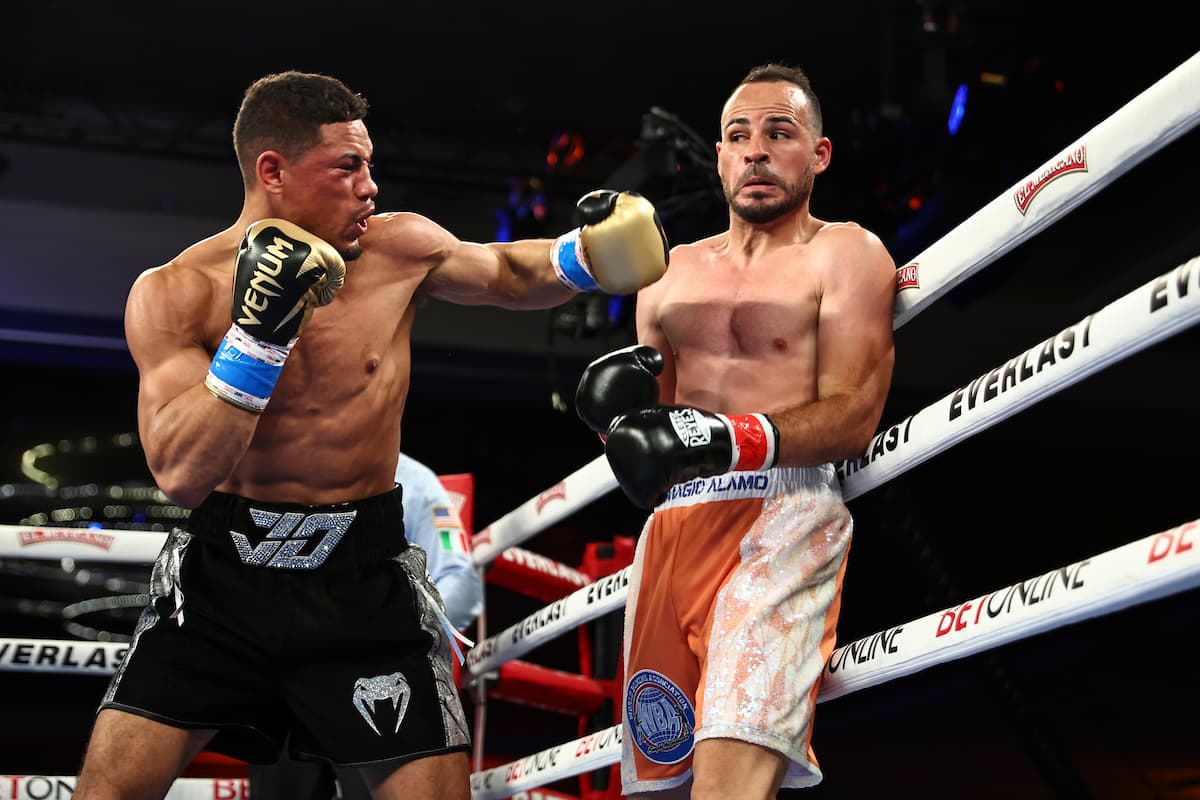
[725,413,779,471]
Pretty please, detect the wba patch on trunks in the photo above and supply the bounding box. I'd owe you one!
[626,669,696,764]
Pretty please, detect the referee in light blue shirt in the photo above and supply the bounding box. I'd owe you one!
[392,451,484,632]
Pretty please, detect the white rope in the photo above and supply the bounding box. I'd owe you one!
[893,49,1200,327]
[465,567,629,679]
[466,514,1200,799]
[488,545,591,589]
[473,243,1200,564]
[471,456,615,566]
[456,250,1200,687]
[0,776,247,800]
[0,637,126,674]
[819,517,1200,699]
[469,726,623,800]
[0,525,164,561]
[838,253,1200,501]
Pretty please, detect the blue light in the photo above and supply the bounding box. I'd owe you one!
[948,82,968,135]
[608,295,626,325]
[494,209,512,243]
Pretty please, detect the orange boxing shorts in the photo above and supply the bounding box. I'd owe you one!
[621,464,852,793]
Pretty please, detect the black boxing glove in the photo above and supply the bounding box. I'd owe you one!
[575,344,664,436]
[552,190,669,295]
[204,219,346,413]
[605,405,779,510]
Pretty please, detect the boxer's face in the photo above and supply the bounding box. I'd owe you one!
[717,81,830,224]
[279,120,378,261]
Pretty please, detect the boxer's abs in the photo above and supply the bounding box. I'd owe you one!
[218,366,408,504]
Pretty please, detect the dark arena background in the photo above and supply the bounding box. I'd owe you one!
[1,3,1198,798]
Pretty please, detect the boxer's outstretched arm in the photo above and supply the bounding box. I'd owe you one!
[420,190,669,308]
[125,265,259,508]
[426,236,574,309]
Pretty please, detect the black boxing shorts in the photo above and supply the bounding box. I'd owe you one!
[99,487,470,766]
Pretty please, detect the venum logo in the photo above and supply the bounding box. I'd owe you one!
[229,508,356,569]
[237,231,295,327]
[353,672,411,735]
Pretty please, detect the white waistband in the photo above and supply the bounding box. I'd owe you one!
[656,464,838,512]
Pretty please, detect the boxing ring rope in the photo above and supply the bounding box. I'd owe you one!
[1,48,1197,800]
[892,48,1200,327]
[0,526,165,562]
[470,456,617,567]
[0,776,249,800]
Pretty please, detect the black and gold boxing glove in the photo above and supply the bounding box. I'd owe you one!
[205,219,346,412]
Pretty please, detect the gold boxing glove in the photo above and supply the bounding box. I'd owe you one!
[552,190,669,295]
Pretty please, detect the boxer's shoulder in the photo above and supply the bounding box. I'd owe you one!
[126,238,232,327]
[362,211,455,260]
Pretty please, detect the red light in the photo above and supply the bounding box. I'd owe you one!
[546,132,586,170]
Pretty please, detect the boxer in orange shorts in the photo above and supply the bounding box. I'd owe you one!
[576,62,897,798]
[623,464,851,792]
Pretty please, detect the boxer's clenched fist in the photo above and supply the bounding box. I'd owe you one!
[575,344,663,436]
[552,190,669,296]
[205,219,345,412]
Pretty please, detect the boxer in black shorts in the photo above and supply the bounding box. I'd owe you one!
[103,488,467,767]
[72,70,669,800]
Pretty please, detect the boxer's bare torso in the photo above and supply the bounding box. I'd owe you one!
[636,220,888,415]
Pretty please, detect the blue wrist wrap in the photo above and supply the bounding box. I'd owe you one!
[552,232,600,293]
[210,339,283,398]
[204,326,291,412]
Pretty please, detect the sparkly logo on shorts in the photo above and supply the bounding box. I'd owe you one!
[352,672,411,735]
[230,508,356,569]
[626,669,695,764]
